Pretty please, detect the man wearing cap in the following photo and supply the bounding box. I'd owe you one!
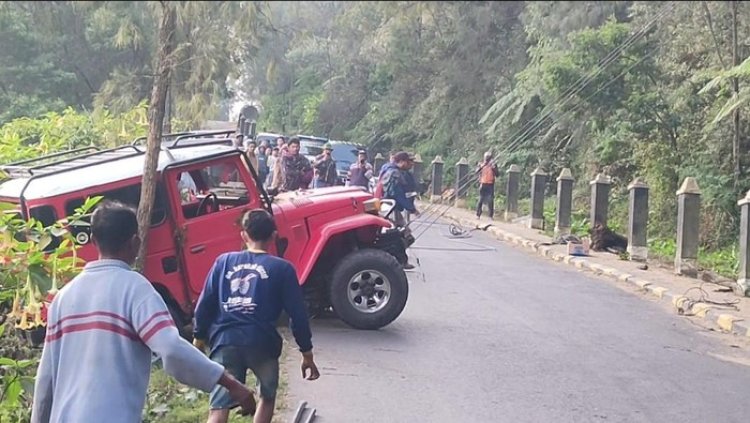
[476,151,500,220]
[312,143,338,188]
[348,150,374,189]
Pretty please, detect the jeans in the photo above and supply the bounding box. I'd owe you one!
[476,183,495,218]
[209,345,280,406]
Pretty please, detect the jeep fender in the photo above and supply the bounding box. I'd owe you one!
[298,214,393,284]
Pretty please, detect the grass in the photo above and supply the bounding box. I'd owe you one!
[143,346,290,423]
[649,237,739,279]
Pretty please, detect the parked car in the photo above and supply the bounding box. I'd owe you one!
[295,135,328,163]
[0,130,414,341]
[255,132,286,147]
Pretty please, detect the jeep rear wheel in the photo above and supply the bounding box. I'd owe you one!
[330,249,409,330]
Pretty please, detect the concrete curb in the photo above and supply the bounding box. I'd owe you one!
[445,211,750,338]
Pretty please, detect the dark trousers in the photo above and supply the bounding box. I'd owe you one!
[476,183,495,218]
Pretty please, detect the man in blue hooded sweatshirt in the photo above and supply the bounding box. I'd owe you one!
[378,151,420,270]
[193,209,320,423]
[380,152,421,223]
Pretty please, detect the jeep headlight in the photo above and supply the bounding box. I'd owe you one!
[363,198,381,214]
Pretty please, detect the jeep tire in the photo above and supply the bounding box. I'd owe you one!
[330,249,409,330]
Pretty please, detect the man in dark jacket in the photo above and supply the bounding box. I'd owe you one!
[280,137,313,192]
[379,152,419,270]
[348,150,374,189]
[380,152,420,223]
[312,143,338,188]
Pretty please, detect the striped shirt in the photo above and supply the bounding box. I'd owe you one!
[31,259,224,423]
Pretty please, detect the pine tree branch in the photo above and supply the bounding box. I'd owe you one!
[701,1,728,69]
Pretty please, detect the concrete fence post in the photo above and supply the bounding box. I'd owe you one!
[627,177,649,262]
[555,168,574,237]
[675,177,701,277]
[738,191,750,296]
[412,153,423,186]
[430,155,444,203]
[530,167,548,230]
[505,164,521,221]
[455,158,469,208]
[373,153,385,173]
[590,173,611,228]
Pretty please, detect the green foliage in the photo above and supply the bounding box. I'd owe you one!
[5,1,750,286]
[0,340,36,422]
[0,105,149,162]
[649,238,677,262]
[248,1,527,156]
[0,196,100,419]
[0,1,267,127]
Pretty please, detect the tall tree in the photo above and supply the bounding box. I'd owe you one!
[732,0,741,187]
[135,1,176,271]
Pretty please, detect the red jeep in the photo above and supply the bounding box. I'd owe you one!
[0,130,413,334]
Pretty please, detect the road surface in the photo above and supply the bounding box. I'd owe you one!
[282,221,750,422]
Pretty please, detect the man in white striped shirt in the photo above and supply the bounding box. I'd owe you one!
[31,201,255,423]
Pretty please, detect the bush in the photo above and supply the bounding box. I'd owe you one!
[0,197,100,418]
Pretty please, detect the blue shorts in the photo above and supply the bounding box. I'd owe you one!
[209,345,280,408]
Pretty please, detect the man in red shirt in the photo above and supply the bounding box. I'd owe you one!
[476,151,500,220]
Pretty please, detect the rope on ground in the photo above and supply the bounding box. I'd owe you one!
[410,242,496,253]
[445,222,494,239]
[676,283,741,316]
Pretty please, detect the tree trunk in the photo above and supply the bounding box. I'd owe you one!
[732,0,741,188]
[164,82,172,134]
[135,2,176,271]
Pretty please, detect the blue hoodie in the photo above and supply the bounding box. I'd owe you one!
[380,162,416,213]
[193,251,313,357]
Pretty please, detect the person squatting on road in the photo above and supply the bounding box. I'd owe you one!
[193,209,320,423]
[476,151,500,220]
[31,201,255,423]
[312,143,338,188]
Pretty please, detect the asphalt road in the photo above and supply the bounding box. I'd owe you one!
[282,221,750,423]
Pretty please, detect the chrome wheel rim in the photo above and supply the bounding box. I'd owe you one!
[346,270,391,313]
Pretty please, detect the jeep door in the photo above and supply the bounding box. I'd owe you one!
[167,154,263,298]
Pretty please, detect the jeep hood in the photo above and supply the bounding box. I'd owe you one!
[271,186,373,220]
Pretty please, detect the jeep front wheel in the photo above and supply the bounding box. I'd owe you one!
[330,249,409,330]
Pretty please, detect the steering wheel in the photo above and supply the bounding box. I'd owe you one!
[197,192,219,216]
